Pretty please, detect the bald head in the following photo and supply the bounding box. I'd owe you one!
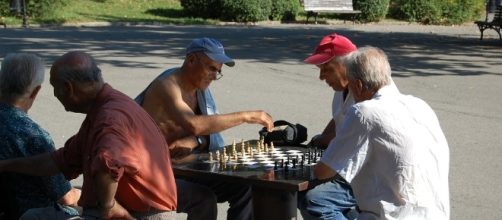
[50,51,104,114]
[51,51,102,83]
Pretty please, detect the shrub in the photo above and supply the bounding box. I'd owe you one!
[354,0,390,22]
[220,0,272,22]
[389,0,484,24]
[0,0,66,19]
[180,0,222,19]
[270,0,301,21]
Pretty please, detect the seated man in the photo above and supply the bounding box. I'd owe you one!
[136,37,274,220]
[315,47,450,219]
[0,53,80,219]
[0,51,177,219]
[298,33,358,220]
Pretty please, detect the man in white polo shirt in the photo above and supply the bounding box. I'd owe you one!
[315,46,450,219]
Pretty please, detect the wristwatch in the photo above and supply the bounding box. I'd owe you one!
[196,136,204,148]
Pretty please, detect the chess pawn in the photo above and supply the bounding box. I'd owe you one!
[264,143,269,153]
[270,142,275,151]
[209,152,213,161]
[215,151,221,162]
[232,140,237,154]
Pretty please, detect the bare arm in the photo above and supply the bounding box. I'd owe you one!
[310,119,337,148]
[95,171,134,219]
[144,77,273,139]
[314,161,337,180]
[0,153,60,176]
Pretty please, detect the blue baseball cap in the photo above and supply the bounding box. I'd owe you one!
[186,37,235,67]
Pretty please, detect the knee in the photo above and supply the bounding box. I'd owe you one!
[196,186,218,204]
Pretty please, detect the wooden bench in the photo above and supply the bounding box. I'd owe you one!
[475,4,502,40]
[302,0,361,24]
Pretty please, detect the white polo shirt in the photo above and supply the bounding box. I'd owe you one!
[321,83,450,220]
[332,90,355,134]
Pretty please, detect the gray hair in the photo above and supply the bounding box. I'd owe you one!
[346,46,391,91]
[0,53,44,100]
[55,51,102,83]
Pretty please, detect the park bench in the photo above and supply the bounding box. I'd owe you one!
[475,4,502,40]
[302,0,361,24]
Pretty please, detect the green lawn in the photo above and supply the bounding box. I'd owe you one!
[2,0,219,26]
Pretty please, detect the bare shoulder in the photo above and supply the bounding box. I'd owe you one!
[150,72,181,98]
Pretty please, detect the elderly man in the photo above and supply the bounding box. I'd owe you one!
[0,51,177,219]
[315,47,450,219]
[136,37,274,220]
[0,53,80,219]
[297,33,358,220]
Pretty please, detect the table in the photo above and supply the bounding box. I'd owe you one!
[172,143,328,220]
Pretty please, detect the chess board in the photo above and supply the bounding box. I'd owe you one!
[185,140,325,177]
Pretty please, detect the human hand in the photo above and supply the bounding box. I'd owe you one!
[59,187,81,206]
[170,146,193,159]
[101,200,135,220]
[246,111,274,132]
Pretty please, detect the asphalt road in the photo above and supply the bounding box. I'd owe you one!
[1,22,501,219]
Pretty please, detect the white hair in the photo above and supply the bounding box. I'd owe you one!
[0,53,44,100]
[346,46,391,91]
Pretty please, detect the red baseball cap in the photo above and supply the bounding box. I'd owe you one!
[304,33,357,65]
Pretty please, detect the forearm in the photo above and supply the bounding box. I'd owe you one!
[319,119,337,146]
[190,112,247,135]
[314,161,337,180]
[95,171,118,212]
[0,153,60,176]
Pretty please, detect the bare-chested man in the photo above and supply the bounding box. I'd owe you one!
[135,37,274,220]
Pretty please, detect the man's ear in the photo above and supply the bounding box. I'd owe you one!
[29,85,41,100]
[63,80,75,97]
[187,53,198,66]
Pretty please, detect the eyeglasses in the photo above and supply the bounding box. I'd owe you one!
[195,54,223,80]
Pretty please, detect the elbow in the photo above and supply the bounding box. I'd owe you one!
[185,121,203,136]
[314,162,336,180]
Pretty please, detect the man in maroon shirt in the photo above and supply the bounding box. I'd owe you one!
[0,51,177,219]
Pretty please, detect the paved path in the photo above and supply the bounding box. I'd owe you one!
[1,22,501,219]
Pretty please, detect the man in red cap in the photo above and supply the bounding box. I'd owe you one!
[297,33,358,220]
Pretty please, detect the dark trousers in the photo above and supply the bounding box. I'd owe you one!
[177,178,253,220]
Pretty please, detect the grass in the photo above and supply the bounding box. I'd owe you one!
[1,0,219,26]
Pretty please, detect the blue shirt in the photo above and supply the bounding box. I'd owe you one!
[135,68,225,151]
[0,102,72,219]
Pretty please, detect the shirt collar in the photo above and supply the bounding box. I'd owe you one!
[372,80,400,99]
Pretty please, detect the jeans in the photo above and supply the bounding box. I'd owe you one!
[298,176,357,220]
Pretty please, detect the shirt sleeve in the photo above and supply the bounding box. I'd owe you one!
[320,105,370,182]
[90,125,139,182]
[51,135,84,180]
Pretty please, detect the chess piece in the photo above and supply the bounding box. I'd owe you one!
[209,152,213,161]
[274,161,278,170]
[216,151,220,162]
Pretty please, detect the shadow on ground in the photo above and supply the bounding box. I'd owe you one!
[0,24,500,78]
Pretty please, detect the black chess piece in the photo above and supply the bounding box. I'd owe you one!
[292,159,297,168]
[281,159,284,168]
[274,160,278,170]
[284,161,289,172]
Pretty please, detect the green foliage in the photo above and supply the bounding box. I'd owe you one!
[220,0,272,22]
[270,0,301,21]
[179,0,222,19]
[0,0,66,18]
[354,0,390,22]
[389,0,484,24]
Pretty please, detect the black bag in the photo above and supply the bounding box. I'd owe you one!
[259,120,307,146]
